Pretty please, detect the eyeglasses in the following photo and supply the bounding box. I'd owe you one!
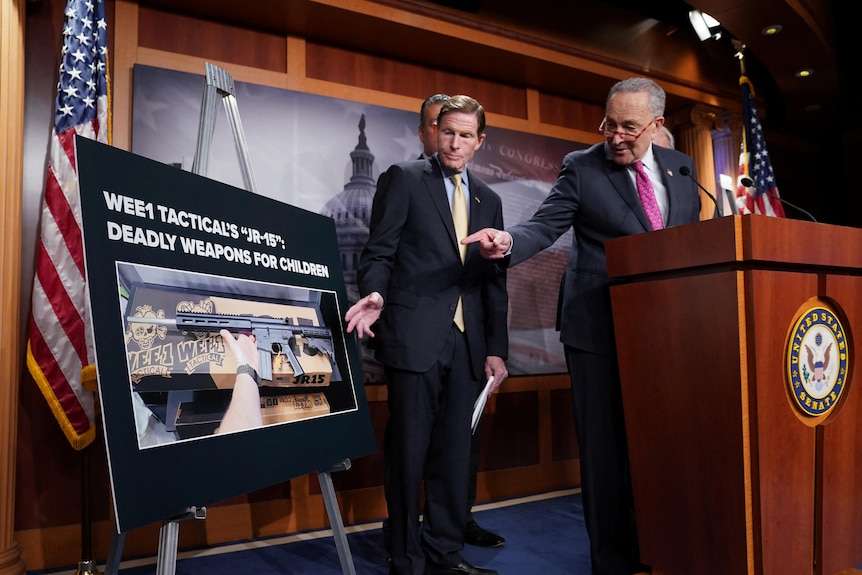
[598,118,655,142]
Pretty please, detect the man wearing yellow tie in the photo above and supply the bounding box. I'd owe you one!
[346,95,509,575]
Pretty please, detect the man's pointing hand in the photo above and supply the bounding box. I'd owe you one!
[462,228,512,259]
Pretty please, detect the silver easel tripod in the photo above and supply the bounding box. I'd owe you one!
[105,62,356,575]
[191,62,259,193]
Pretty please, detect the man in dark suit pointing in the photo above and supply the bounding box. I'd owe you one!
[346,95,509,575]
[463,77,702,575]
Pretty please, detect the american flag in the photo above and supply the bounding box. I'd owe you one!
[27,0,110,450]
[735,76,785,217]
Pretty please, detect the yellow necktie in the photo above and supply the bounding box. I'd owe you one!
[451,174,467,331]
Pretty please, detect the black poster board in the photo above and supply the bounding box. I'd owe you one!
[75,136,375,533]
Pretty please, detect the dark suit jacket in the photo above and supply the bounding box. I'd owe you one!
[508,142,702,355]
[359,158,508,377]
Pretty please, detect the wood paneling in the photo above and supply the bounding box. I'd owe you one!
[551,387,578,462]
[539,91,604,135]
[138,6,287,73]
[482,392,539,470]
[2,0,26,571]
[306,42,528,120]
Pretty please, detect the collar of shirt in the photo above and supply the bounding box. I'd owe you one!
[634,145,659,176]
[436,157,471,216]
[435,156,470,189]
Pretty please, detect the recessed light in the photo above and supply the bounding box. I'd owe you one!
[762,24,782,35]
[795,69,814,78]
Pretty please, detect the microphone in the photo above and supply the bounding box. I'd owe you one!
[678,165,720,217]
[740,177,817,223]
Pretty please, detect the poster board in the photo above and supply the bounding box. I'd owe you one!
[76,136,375,533]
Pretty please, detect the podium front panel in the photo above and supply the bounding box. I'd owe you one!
[608,215,862,575]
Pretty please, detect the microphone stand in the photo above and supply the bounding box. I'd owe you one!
[679,166,721,218]
[740,178,817,223]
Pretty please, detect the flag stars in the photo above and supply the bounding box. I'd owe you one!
[52,0,107,133]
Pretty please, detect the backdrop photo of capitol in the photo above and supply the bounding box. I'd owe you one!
[132,64,583,383]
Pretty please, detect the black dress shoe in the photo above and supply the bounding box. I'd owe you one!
[464,520,505,548]
[425,559,499,575]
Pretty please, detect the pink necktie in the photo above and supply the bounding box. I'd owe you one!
[633,161,663,230]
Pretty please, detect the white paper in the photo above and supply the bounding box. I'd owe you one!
[471,376,494,433]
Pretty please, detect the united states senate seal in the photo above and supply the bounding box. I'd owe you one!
[785,301,849,418]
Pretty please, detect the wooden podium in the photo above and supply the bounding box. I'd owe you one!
[605,215,862,575]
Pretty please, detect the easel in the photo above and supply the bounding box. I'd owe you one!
[104,62,357,575]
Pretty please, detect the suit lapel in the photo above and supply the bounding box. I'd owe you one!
[466,170,485,232]
[654,150,686,227]
[605,161,651,231]
[423,161,460,252]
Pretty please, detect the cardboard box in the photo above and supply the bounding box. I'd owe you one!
[173,390,331,438]
[124,286,335,392]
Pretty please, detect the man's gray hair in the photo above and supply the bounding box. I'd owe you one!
[607,77,666,118]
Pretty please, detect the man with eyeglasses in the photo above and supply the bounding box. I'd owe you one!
[463,77,701,575]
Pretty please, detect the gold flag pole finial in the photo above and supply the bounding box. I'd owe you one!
[732,39,747,76]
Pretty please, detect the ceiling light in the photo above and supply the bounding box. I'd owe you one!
[795,69,814,78]
[761,24,782,36]
[689,10,722,41]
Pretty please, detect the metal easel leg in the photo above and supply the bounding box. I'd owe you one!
[317,459,356,575]
[155,506,206,575]
[103,530,126,575]
[191,62,259,194]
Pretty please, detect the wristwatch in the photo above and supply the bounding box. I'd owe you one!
[235,364,259,385]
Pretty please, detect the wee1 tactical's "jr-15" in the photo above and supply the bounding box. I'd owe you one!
[127,312,341,383]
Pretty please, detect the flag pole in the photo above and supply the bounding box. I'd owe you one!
[732,39,746,76]
[75,444,100,575]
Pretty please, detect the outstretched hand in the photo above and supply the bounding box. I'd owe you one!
[461,228,512,259]
[345,291,384,339]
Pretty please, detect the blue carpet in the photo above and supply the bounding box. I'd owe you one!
[108,489,588,575]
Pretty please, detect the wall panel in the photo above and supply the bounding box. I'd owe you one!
[306,42,528,120]
[138,6,287,73]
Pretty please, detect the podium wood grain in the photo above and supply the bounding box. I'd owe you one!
[606,215,862,575]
